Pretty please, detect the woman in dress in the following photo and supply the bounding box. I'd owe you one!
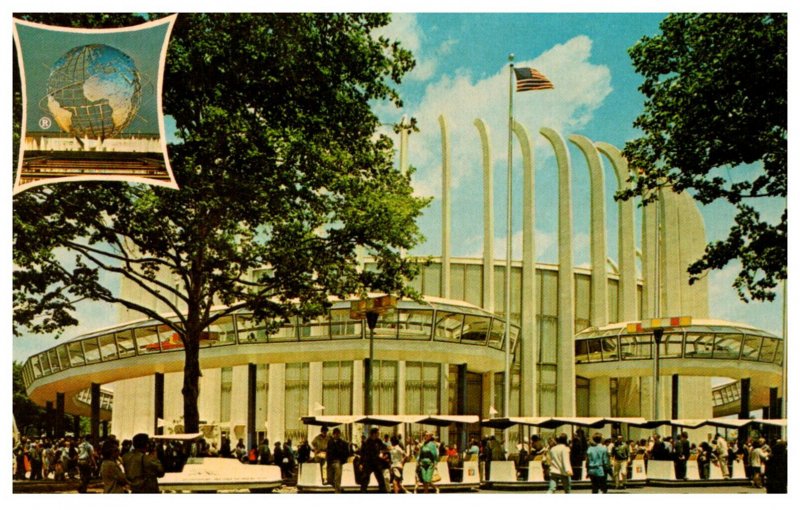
[416,431,440,493]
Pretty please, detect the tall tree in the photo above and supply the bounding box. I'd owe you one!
[13,13,429,432]
[618,13,786,302]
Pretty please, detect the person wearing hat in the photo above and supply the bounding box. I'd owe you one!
[359,427,389,492]
[122,433,165,493]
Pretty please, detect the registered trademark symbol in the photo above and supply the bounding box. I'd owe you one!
[39,117,52,129]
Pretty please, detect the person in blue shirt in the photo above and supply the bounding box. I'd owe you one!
[586,432,612,494]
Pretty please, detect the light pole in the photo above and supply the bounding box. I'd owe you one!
[365,310,379,417]
[350,295,397,420]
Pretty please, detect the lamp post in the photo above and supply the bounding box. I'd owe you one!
[351,295,397,419]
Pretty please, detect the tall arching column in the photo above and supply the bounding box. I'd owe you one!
[513,120,537,418]
[474,118,494,312]
[570,135,609,327]
[439,115,451,299]
[596,142,638,321]
[540,127,575,417]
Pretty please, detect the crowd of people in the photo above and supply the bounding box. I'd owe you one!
[13,433,166,493]
[500,430,788,494]
[13,428,788,494]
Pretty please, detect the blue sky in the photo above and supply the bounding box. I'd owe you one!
[7,7,789,364]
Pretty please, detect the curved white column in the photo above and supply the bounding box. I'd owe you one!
[570,134,609,327]
[474,118,494,312]
[513,120,537,417]
[596,142,638,322]
[439,115,451,299]
[540,127,575,417]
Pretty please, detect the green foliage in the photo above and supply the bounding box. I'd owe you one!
[13,362,46,435]
[618,13,786,302]
[13,13,429,431]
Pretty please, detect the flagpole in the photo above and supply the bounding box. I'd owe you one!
[504,53,514,450]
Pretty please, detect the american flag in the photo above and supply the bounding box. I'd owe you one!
[514,67,554,92]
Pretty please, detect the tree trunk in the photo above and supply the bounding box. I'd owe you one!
[182,333,202,433]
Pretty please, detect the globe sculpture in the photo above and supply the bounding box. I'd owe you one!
[45,44,142,140]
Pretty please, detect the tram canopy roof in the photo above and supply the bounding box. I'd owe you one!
[480,417,786,430]
[300,414,480,427]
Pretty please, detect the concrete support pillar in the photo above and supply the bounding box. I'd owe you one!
[570,135,609,327]
[739,378,751,419]
[482,371,496,420]
[475,119,494,312]
[514,120,537,417]
[541,127,575,417]
[154,372,164,435]
[352,360,365,439]
[439,115,451,299]
[55,392,65,438]
[396,361,406,415]
[769,387,780,419]
[589,377,612,438]
[248,363,257,451]
[440,363,450,445]
[45,401,54,438]
[457,364,468,451]
[596,142,638,321]
[267,364,286,445]
[91,382,100,440]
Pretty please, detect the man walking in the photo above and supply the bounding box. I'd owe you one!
[714,434,730,479]
[674,431,691,480]
[546,433,573,494]
[76,435,95,493]
[611,435,629,489]
[359,427,389,492]
[325,428,350,493]
[586,432,611,494]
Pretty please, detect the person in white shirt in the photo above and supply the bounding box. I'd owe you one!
[546,433,573,493]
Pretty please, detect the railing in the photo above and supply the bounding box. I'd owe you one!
[22,306,518,389]
[575,326,783,368]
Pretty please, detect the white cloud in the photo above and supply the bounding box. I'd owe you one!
[374,13,440,82]
[406,35,612,200]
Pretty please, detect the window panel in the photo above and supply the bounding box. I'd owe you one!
[330,309,361,338]
[115,329,136,358]
[741,335,763,361]
[660,332,683,358]
[48,350,61,372]
[236,314,268,343]
[488,318,505,349]
[211,315,237,346]
[759,338,777,363]
[619,334,651,360]
[397,309,432,340]
[434,312,464,342]
[684,333,714,358]
[56,344,70,369]
[461,315,490,345]
[83,337,101,363]
[98,333,118,360]
[68,341,85,366]
[713,333,742,359]
[136,326,165,354]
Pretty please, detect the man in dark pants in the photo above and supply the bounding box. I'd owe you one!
[76,435,95,493]
[674,431,691,480]
[326,428,351,493]
[359,427,388,492]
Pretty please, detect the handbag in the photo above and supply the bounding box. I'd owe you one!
[431,467,441,483]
